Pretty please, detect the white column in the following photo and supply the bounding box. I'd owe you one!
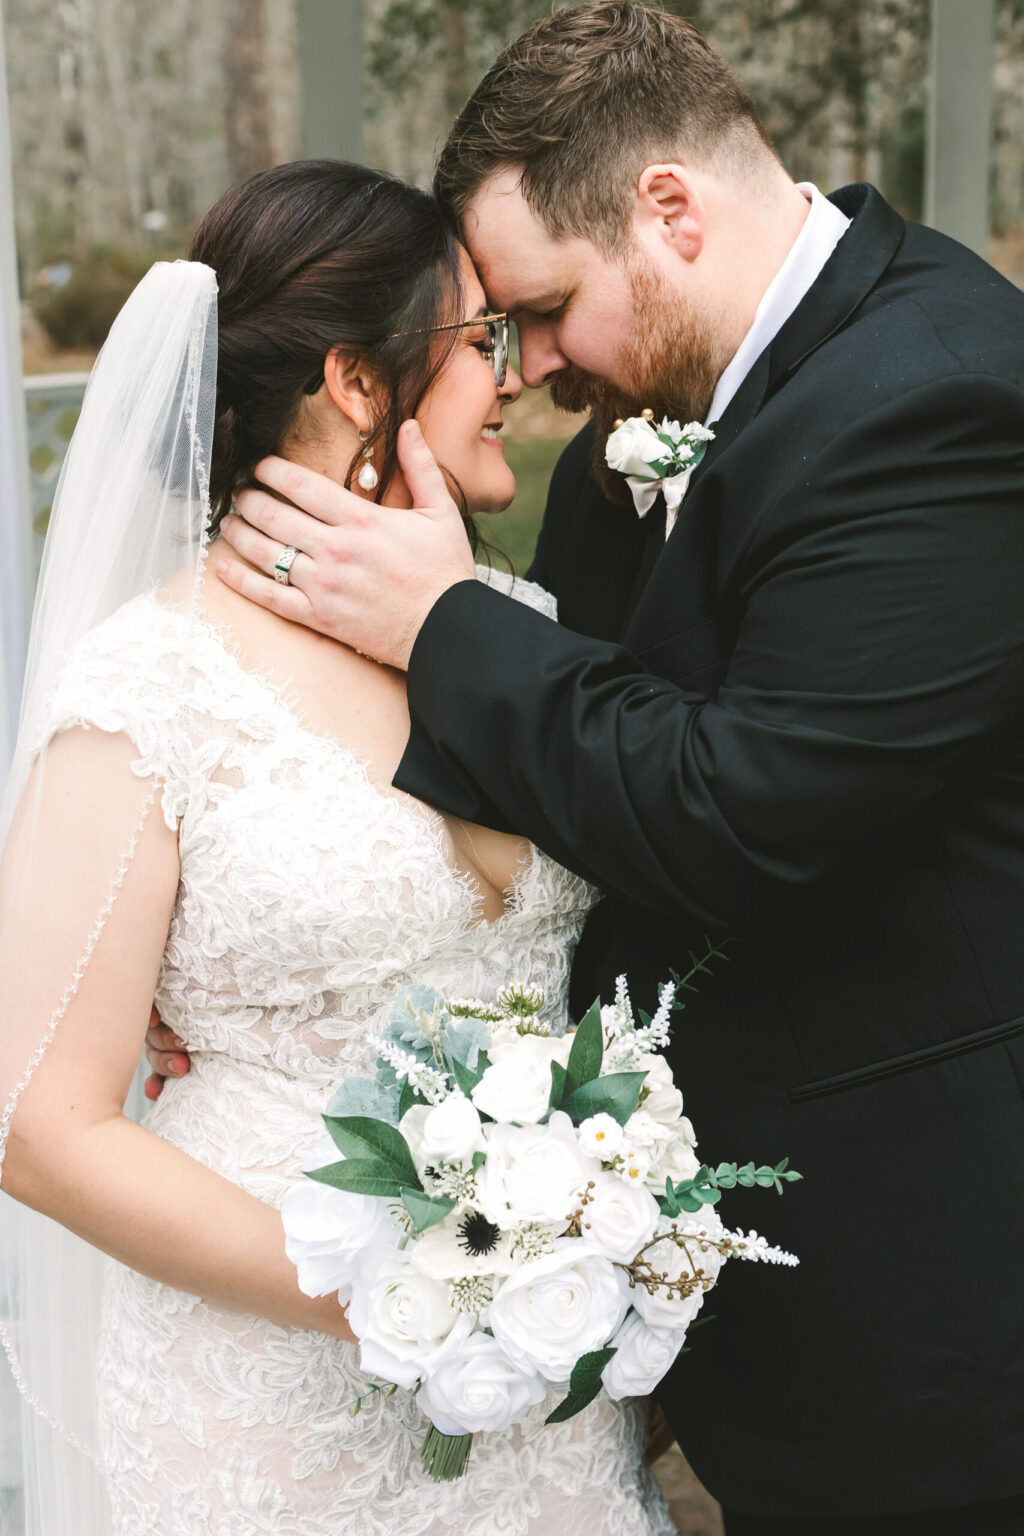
[925,0,996,258]
[298,0,363,163]
[0,0,30,793]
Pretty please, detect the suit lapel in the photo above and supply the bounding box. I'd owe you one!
[620,185,906,661]
[621,347,771,657]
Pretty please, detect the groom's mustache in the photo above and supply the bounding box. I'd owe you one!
[549,366,615,417]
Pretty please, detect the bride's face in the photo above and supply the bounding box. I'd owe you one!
[414,248,522,515]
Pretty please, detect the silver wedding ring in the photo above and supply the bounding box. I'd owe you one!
[274,544,299,584]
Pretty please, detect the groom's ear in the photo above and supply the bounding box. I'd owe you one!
[322,347,378,435]
[634,165,705,263]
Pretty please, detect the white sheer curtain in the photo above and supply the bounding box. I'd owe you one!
[0,7,30,1529]
[0,0,29,796]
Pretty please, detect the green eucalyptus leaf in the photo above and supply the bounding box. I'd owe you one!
[564,1002,604,1096]
[569,1347,616,1394]
[323,1116,422,1191]
[400,1187,456,1234]
[305,1159,404,1199]
[327,1076,401,1125]
[545,1348,617,1425]
[451,1049,491,1101]
[549,1059,568,1110]
[451,1057,482,1098]
[560,1071,647,1127]
[674,1190,704,1213]
[545,1386,602,1425]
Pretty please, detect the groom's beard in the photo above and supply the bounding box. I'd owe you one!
[550,255,723,502]
[550,258,721,428]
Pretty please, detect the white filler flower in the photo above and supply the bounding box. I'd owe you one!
[475,1111,601,1228]
[577,1112,625,1160]
[601,1312,688,1401]
[487,1243,628,1382]
[417,1331,546,1436]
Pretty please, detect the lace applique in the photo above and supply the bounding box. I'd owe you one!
[40,575,673,1535]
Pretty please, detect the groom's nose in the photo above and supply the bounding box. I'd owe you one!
[516,319,570,390]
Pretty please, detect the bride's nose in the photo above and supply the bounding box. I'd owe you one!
[499,365,524,405]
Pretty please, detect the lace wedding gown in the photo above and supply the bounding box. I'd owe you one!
[39,568,675,1536]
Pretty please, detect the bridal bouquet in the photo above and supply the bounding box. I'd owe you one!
[282,972,800,1481]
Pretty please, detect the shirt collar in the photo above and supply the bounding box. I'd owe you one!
[705,183,851,428]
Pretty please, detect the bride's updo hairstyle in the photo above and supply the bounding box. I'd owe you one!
[189,160,465,532]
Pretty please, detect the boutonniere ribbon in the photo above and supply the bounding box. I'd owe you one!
[605,411,715,537]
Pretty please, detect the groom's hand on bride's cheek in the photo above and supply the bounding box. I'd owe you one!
[144,1005,192,1101]
[216,421,477,670]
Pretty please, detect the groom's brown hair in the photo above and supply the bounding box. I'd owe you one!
[434,2,777,252]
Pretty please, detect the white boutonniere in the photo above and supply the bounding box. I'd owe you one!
[605,410,715,536]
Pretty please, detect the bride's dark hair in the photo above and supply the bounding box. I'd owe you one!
[189,160,468,535]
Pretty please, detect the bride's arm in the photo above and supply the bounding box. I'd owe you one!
[0,726,354,1342]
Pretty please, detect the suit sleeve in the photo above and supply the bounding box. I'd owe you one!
[395,375,1024,933]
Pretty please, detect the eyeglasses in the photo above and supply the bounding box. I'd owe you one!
[391,313,510,390]
[302,313,509,395]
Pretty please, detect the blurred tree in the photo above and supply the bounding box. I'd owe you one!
[364,0,932,208]
[223,0,273,183]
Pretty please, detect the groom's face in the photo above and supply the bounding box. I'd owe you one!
[462,169,719,423]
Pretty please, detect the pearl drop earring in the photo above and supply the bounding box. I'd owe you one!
[357,425,379,491]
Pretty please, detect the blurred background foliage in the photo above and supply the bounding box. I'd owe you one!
[6,0,1023,560]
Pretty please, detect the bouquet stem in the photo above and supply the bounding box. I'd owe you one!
[421,1425,473,1482]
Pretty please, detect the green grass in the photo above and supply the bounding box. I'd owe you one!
[479,435,575,576]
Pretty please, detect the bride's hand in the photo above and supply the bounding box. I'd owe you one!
[216,420,477,671]
[144,1005,192,1100]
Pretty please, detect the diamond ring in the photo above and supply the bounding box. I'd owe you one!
[273,545,299,584]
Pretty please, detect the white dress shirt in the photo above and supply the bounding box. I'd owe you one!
[705,183,851,427]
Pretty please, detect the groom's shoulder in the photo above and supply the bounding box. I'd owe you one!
[862,215,1024,387]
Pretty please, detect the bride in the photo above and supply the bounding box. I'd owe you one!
[0,161,674,1536]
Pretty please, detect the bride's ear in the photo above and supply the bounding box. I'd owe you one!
[322,347,377,435]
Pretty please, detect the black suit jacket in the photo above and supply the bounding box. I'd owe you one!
[395,187,1024,1519]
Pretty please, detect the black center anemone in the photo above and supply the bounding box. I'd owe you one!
[457,1211,501,1258]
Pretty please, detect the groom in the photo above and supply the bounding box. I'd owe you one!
[150,5,1024,1530]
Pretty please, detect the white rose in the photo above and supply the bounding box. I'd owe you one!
[631,1212,725,1332]
[487,1241,628,1382]
[601,1312,687,1401]
[417,1331,546,1435]
[421,1094,485,1164]
[635,1052,685,1127]
[579,1170,660,1264]
[605,417,666,480]
[578,1112,625,1160]
[399,1103,431,1170]
[281,1135,401,1302]
[653,1135,701,1193]
[475,1111,601,1228]
[472,1033,572,1125]
[348,1251,471,1389]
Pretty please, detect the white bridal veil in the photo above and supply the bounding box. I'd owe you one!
[0,260,219,1535]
